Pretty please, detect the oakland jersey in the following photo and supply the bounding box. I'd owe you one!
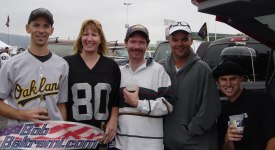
[64,54,121,129]
[0,50,69,126]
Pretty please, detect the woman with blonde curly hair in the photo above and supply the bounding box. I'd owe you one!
[64,19,121,149]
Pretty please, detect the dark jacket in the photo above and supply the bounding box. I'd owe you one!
[161,49,221,150]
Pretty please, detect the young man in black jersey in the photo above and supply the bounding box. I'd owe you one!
[213,61,275,150]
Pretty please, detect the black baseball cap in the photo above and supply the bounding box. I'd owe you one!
[212,61,245,79]
[126,24,149,39]
[28,8,54,25]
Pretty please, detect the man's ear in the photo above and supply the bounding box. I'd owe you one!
[215,81,220,87]
[124,41,127,49]
[49,27,54,36]
[26,24,30,33]
[168,36,172,42]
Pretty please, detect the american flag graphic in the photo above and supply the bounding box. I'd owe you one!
[0,124,23,136]
[34,121,104,140]
[0,121,104,149]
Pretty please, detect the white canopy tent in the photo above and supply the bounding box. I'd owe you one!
[0,40,11,49]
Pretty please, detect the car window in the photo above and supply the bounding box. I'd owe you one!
[154,42,171,62]
[196,41,211,58]
[203,43,271,81]
[154,41,202,62]
[107,46,128,66]
[108,48,128,58]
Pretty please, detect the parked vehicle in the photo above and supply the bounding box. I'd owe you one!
[153,40,202,62]
[145,51,155,58]
[194,0,275,50]
[153,41,171,62]
[108,45,128,66]
[48,39,74,57]
[48,39,129,66]
[200,36,272,81]
[107,41,128,66]
[193,0,275,97]
[17,48,25,54]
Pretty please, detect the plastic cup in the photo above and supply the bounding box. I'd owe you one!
[229,114,245,132]
[125,79,138,93]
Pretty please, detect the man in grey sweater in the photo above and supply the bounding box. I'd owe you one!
[161,21,221,150]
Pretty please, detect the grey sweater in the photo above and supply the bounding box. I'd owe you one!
[161,49,221,150]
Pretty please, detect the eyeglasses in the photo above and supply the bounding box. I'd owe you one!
[169,21,191,30]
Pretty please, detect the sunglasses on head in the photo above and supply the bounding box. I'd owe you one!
[86,19,102,28]
[169,21,191,30]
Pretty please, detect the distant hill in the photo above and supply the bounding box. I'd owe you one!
[0,33,30,49]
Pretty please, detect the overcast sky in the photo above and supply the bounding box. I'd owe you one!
[1,0,240,44]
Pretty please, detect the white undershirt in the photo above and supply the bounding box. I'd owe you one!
[175,65,181,72]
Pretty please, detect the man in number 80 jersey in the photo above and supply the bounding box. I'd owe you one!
[64,19,121,149]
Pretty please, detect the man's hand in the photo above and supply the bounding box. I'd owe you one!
[19,108,50,121]
[223,125,243,150]
[225,125,243,142]
[123,87,140,107]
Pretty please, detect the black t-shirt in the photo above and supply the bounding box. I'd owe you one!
[64,54,121,129]
[28,49,52,62]
[217,89,275,150]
